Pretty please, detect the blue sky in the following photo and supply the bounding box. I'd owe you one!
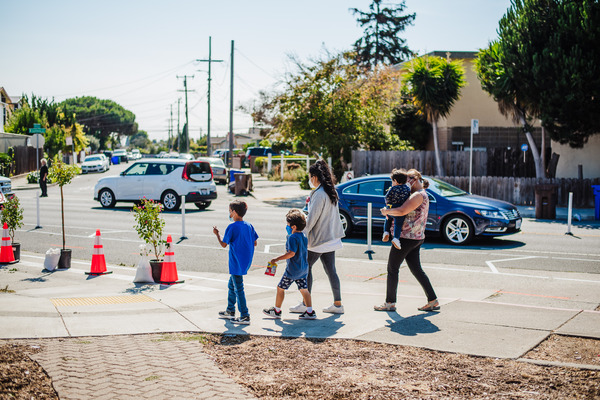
[3,0,512,142]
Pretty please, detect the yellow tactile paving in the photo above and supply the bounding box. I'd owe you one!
[51,295,156,307]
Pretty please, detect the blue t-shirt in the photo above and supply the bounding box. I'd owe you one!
[285,232,308,280]
[222,221,259,275]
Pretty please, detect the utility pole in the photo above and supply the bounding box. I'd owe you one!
[177,75,194,154]
[177,98,181,152]
[197,36,223,156]
[169,104,174,151]
[228,40,234,168]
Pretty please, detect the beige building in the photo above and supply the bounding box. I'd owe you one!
[399,51,544,152]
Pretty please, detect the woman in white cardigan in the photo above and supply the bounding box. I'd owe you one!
[290,160,346,314]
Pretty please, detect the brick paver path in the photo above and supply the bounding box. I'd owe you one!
[21,334,255,400]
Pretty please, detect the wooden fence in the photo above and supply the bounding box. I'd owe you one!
[352,148,542,178]
[439,176,599,208]
[10,146,39,176]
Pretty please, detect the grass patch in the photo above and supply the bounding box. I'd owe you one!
[152,333,209,344]
[144,375,160,381]
[75,340,92,344]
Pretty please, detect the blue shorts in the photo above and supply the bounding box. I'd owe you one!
[278,274,308,290]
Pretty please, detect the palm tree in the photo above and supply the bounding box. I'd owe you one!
[404,56,466,176]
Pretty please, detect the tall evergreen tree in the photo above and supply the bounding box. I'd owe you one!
[351,0,415,69]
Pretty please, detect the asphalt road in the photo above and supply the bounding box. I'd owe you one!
[14,163,600,284]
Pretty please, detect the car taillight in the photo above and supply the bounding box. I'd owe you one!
[182,163,192,181]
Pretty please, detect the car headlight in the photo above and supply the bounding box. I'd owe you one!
[475,209,508,219]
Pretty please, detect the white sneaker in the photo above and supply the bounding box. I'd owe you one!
[382,232,390,242]
[322,304,344,314]
[391,238,401,249]
[289,302,307,313]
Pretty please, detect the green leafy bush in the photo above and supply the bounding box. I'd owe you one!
[133,199,165,261]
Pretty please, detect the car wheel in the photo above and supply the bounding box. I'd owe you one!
[442,215,474,245]
[195,201,211,210]
[161,190,181,211]
[99,189,116,208]
[339,210,353,236]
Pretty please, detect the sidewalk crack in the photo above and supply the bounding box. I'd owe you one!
[52,302,71,337]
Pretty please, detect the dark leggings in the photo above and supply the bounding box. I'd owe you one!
[306,250,342,302]
[386,238,437,304]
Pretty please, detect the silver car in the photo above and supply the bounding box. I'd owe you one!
[81,154,110,174]
[197,157,228,184]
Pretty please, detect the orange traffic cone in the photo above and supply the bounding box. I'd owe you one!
[85,230,112,276]
[0,223,15,264]
[160,235,183,285]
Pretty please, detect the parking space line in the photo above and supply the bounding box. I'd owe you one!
[485,256,541,274]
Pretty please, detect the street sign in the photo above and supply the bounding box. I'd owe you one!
[65,136,73,145]
[471,119,479,135]
[31,133,45,148]
[521,144,529,152]
[29,124,46,134]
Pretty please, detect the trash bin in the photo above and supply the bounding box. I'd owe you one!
[111,156,120,165]
[234,173,253,196]
[534,184,558,219]
[592,185,600,220]
[229,169,243,183]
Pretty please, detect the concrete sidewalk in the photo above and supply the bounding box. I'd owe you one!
[2,252,600,398]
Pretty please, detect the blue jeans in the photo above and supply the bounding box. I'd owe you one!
[227,275,249,317]
[384,203,406,240]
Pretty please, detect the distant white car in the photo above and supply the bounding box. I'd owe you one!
[131,149,142,160]
[112,149,129,163]
[179,153,195,161]
[81,154,110,174]
[93,158,217,211]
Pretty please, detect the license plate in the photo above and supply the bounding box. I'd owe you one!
[516,219,522,230]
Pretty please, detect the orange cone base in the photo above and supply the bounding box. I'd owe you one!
[0,248,15,264]
[159,279,185,285]
[85,271,113,276]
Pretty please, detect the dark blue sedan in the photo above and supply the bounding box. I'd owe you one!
[329,174,522,245]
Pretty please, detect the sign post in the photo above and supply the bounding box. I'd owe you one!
[521,143,529,163]
[469,119,479,194]
[29,124,46,229]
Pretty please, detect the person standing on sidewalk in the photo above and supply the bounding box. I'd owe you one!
[39,158,48,197]
[290,159,345,315]
[213,200,259,325]
[375,168,439,313]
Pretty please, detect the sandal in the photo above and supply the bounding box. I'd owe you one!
[374,302,396,311]
[418,300,440,312]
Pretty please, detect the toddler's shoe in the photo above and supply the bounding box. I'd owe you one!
[230,315,251,325]
[299,310,317,320]
[391,238,401,249]
[289,302,307,313]
[382,232,390,242]
[218,310,235,319]
[263,307,282,319]
[322,304,344,314]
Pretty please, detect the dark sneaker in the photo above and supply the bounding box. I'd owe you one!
[263,307,282,319]
[230,315,251,325]
[218,310,235,319]
[299,310,317,320]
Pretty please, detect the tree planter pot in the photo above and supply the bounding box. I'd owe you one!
[12,243,20,263]
[58,249,72,269]
[150,260,164,283]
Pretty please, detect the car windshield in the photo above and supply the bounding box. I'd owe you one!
[85,156,101,162]
[199,158,225,167]
[427,177,467,197]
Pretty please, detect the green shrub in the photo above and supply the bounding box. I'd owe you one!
[299,174,310,190]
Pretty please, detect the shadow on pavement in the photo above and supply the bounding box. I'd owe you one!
[261,314,344,338]
[384,312,440,337]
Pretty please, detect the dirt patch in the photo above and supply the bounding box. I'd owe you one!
[201,334,600,400]
[0,344,58,399]
[2,334,600,400]
[524,334,600,366]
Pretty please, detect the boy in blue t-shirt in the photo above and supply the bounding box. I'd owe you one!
[213,200,258,325]
[382,168,411,250]
[263,209,316,320]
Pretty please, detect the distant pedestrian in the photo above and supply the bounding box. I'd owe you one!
[263,209,316,320]
[382,168,411,249]
[375,168,439,312]
[213,200,258,325]
[290,159,345,315]
[39,159,48,197]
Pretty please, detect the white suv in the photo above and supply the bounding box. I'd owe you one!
[94,159,217,211]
